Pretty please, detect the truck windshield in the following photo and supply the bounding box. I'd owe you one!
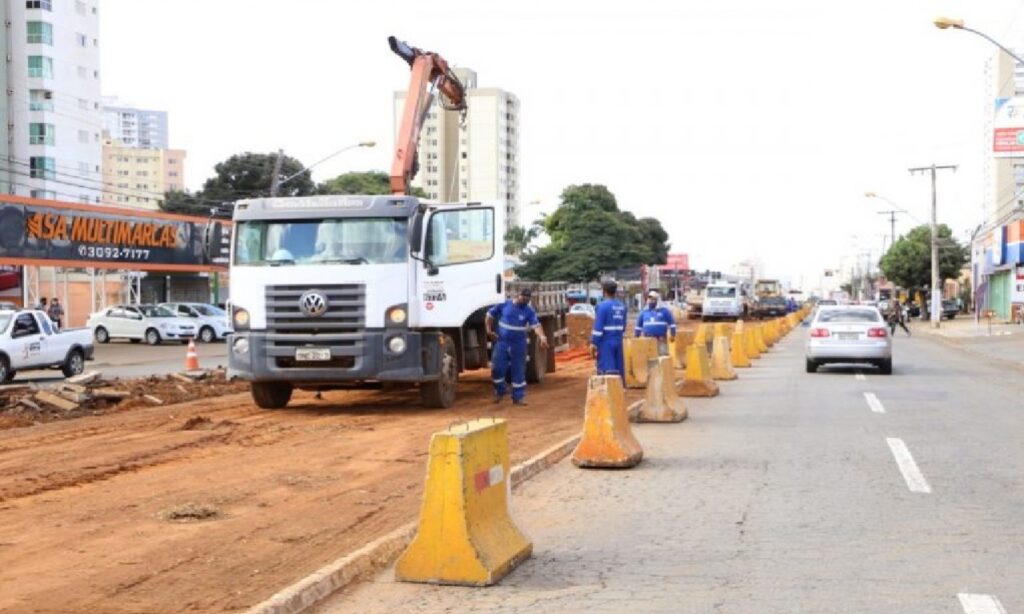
[707,287,736,298]
[234,218,408,266]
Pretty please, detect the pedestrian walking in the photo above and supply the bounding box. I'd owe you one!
[47,297,64,330]
[590,281,627,378]
[485,288,548,406]
[634,290,676,356]
[887,301,910,336]
[36,297,47,311]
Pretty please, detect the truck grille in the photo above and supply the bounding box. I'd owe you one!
[264,284,366,358]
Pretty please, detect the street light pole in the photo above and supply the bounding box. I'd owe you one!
[909,164,957,328]
[272,140,377,195]
[934,17,1024,65]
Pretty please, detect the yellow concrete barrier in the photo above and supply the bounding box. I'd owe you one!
[572,375,644,468]
[744,327,762,359]
[710,336,738,380]
[396,419,532,586]
[731,331,751,367]
[629,357,687,423]
[672,330,695,370]
[693,323,711,353]
[624,336,658,389]
[755,325,769,353]
[713,322,732,340]
[678,344,720,397]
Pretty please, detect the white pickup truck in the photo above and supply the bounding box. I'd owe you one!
[0,309,94,382]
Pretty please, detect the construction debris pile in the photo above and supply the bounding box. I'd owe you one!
[0,369,249,430]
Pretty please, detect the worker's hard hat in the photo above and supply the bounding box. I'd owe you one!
[647,291,659,299]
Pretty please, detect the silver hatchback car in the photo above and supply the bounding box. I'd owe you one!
[805,305,892,374]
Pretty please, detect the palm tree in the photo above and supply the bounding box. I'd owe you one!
[504,225,539,256]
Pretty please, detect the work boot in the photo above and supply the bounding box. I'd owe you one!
[494,394,505,404]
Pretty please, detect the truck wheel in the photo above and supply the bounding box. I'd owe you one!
[94,326,110,344]
[251,382,293,409]
[199,326,216,343]
[0,356,12,383]
[525,335,547,384]
[62,349,85,378]
[420,334,457,408]
[145,328,161,345]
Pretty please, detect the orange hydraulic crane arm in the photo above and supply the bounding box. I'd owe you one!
[388,36,467,196]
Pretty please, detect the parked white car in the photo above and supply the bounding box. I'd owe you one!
[87,304,197,345]
[160,302,233,343]
[0,309,93,382]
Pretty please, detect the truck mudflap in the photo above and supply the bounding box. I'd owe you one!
[227,330,445,384]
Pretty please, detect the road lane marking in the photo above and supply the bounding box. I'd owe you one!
[864,392,885,413]
[958,593,1006,614]
[886,438,931,493]
[855,372,866,381]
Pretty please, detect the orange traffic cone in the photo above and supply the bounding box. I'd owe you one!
[184,338,200,371]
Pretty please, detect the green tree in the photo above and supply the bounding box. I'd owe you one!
[504,225,539,257]
[879,224,966,290]
[201,152,315,201]
[317,170,426,197]
[517,184,671,281]
[159,189,210,216]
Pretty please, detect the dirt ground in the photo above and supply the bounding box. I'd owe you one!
[0,354,639,613]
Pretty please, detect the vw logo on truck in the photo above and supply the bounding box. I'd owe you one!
[299,291,329,317]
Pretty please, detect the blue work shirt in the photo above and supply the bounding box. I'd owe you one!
[635,305,677,339]
[488,300,540,343]
[591,299,627,346]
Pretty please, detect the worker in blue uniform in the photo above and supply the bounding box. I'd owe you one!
[634,290,676,356]
[485,288,549,405]
[590,281,627,378]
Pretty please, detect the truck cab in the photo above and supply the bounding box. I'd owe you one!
[701,282,744,322]
[226,194,508,409]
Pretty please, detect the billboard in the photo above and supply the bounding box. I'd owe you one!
[0,196,230,271]
[994,97,1024,157]
[662,253,690,271]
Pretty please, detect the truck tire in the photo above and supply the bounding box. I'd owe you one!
[420,334,457,408]
[0,356,12,383]
[61,349,85,377]
[94,326,110,344]
[525,334,547,384]
[251,382,293,409]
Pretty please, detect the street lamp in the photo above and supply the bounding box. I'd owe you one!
[933,17,1024,65]
[271,140,376,196]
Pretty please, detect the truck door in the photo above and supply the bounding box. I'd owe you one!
[411,205,504,327]
[10,313,44,368]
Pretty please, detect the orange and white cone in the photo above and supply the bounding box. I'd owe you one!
[184,338,200,371]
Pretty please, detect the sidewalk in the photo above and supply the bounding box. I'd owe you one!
[912,315,1024,368]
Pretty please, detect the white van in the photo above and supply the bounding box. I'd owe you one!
[701,282,744,321]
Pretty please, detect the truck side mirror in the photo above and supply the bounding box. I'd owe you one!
[409,208,424,253]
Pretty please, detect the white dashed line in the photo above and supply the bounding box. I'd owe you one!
[854,372,866,381]
[958,593,1006,614]
[864,392,885,414]
[886,438,931,494]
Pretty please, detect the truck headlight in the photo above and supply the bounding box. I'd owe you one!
[233,308,250,330]
[233,336,250,356]
[387,336,407,354]
[386,305,407,325]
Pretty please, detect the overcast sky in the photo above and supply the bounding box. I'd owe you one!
[101,0,1024,287]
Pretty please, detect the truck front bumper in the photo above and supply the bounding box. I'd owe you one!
[226,330,444,385]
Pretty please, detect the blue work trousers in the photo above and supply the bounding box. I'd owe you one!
[596,337,625,380]
[492,337,528,401]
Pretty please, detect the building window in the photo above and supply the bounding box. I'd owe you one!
[26,0,52,10]
[31,189,56,200]
[76,33,87,47]
[78,98,89,110]
[79,195,90,204]
[168,159,177,164]
[78,129,89,144]
[75,1,86,15]
[29,89,54,111]
[27,21,53,45]
[29,123,55,145]
[168,171,179,177]
[93,70,99,78]
[117,170,129,176]
[27,56,53,78]
[78,161,89,173]
[136,171,148,177]
[29,156,55,179]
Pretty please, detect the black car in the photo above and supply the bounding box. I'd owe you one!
[755,296,788,319]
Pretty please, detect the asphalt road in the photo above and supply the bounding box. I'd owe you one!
[11,338,229,383]
[324,329,1022,613]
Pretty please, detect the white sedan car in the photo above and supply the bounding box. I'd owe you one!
[87,304,197,345]
[805,305,892,374]
[160,302,233,343]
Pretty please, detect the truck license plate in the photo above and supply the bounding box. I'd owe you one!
[295,348,331,361]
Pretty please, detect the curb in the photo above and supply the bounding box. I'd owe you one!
[918,329,1024,376]
[247,432,583,614]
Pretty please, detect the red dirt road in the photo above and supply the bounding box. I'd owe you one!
[0,358,626,613]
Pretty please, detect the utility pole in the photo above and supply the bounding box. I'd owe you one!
[269,148,285,197]
[909,163,957,328]
[877,210,902,248]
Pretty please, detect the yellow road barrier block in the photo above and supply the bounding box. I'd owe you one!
[624,336,658,389]
[744,327,762,359]
[396,419,532,586]
[713,322,732,340]
[755,325,769,353]
[572,375,644,468]
[629,356,687,423]
[672,330,695,370]
[765,321,778,345]
[693,323,711,353]
[710,336,738,381]
[731,331,751,367]
[678,344,720,397]
[735,319,745,334]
